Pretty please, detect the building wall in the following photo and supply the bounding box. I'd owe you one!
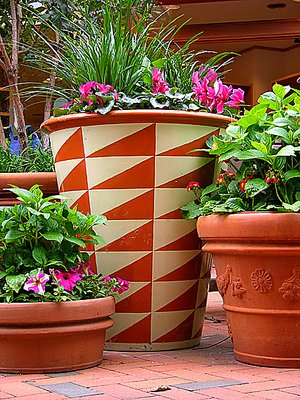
[226,46,300,104]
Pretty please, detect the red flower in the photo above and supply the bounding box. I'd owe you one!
[239,175,254,192]
[186,181,200,192]
[215,174,225,184]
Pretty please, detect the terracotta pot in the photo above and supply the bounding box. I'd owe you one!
[197,212,300,367]
[0,172,58,206]
[0,296,115,373]
[42,110,232,351]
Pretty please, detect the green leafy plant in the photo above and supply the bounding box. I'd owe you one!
[0,146,54,173]
[181,84,300,219]
[25,0,243,116]
[0,185,129,303]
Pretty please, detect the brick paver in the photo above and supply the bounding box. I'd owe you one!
[1,292,299,399]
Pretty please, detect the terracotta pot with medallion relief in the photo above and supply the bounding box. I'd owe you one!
[41,110,232,351]
[197,212,300,367]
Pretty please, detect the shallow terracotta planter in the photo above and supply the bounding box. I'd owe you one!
[0,297,115,373]
[42,110,232,351]
[0,172,58,206]
[197,212,300,367]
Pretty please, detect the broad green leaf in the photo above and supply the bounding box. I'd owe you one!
[245,179,269,198]
[152,58,167,69]
[202,183,218,196]
[233,149,270,162]
[276,145,296,157]
[0,266,15,279]
[5,230,26,240]
[251,141,268,154]
[65,236,86,248]
[237,115,258,130]
[6,274,27,293]
[41,232,64,243]
[267,127,288,139]
[4,187,36,203]
[283,170,300,182]
[150,97,169,109]
[273,117,291,127]
[32,246,47,265]
[282,201,300,212]
[273,84,290,100]
[213,198,247,213]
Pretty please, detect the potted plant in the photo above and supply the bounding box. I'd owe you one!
[0,185,129,373]
[34,0,245,351]
[0,141,57,206]
[181,84,300,367]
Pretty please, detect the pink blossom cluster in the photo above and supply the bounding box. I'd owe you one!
[23,261,94,294]
[23,261,130,296]
[192,69,244,113]
[104,276,130,294]
[79,81,117,99]
[152,68,170,94]
[62,81,118,109]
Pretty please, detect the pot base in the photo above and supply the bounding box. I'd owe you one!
[235,351,300,368]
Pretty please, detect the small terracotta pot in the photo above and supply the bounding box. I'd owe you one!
[197,212,300,367]
[0,296,115,373]
[0,172,58,206]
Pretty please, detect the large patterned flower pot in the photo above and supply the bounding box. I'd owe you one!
[0,297,115,373]
[42,110,231,351]
[197,212,300,367]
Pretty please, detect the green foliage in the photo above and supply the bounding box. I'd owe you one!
[25,0,235,111]
[0,185,128,303]
[181,85,300,218]
[0,146,54,172]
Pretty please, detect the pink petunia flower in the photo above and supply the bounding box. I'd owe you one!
[115,277,130,294]
[24,269,50,295]
[53,269,81,291]
[74,260,94,277]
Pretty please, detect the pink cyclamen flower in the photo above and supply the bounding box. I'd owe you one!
[152,68,170,94]
[61,101,73,109]
[53,269,81,291]
[226,88,245,108]
[79,81,99,97]
[186,181,200,192]
[24,269,50,295]
[79,81,117,98]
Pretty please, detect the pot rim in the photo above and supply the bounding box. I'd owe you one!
[0,296,116,325]
[41,110,234,133]
[197,211,300,241]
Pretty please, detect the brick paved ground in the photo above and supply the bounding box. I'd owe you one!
[0,292,299,399]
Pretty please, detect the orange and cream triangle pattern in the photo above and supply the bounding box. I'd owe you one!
[50,121,217,350]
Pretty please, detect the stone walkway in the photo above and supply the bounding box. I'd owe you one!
[0,292,299,399]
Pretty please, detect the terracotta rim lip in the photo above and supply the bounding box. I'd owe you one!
[0,296,114,308]
[0,172,58,191]
[41,110,234,133]
[197,211,300,240]
[0,296,115,324]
